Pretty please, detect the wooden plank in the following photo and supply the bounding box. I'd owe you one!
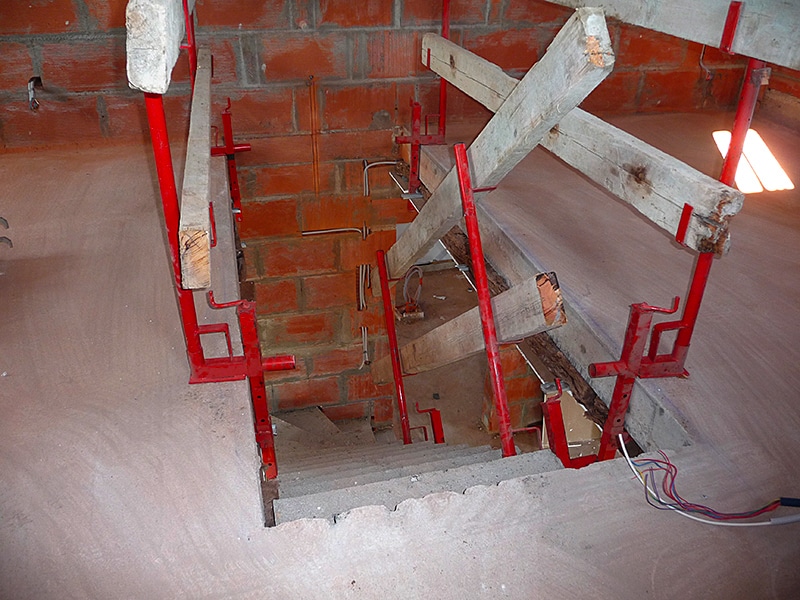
[422,34,744,255]
[547,0,800,70]
[179,48,212,290]
[377,8,614,288]
[372,273,566,384]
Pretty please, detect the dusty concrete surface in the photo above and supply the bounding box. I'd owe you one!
[1,116,799,599]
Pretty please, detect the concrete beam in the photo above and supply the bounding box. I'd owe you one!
[126,0,195,94]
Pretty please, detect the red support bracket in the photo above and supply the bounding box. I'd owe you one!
[180,0,198,87]
[144,93,294,479]
[210,98,252,223]
[720,1,743,54]
[454,142,516,457]
[376,250,413,445]
[416,402,445,444]
[394,0,450,193]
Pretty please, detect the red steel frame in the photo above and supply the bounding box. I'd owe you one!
[211,98,251,223]
[395,0,450,193]
[453,143,516,457]
[542,27,769,466]
[376,250,413,445]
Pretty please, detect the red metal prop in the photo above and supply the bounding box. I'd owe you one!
[395,0,450,193]
[453,143,515,458]
[416,403,445,444]
[180,0,197,87]
[211,99,252,223]
[720,1,743,54]
[376,250,413,445]
[145,92,294,478]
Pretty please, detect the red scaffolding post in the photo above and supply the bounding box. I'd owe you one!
[542,54,769,466]
[211,99,251,223]
[453,143,515,458]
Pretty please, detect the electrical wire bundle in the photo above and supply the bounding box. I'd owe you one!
[619,435,800,527]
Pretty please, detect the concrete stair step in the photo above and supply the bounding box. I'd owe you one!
[278,440,480,474]
[273,450,563,524]
[276,407,341,438]
[279,444,492,485]
[280,448,502,498]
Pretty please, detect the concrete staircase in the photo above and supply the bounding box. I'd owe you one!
[271,408,563,525]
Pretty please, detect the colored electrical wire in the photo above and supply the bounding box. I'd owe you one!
[618,435,800,527]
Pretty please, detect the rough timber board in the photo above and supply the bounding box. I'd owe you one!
[376,7,614,288]
[179,48,212,289]
[126,0,196,94]
[422,33,744,255]
[371,273,566,384]
[547,0,800,70]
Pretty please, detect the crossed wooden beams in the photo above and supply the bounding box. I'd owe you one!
[372,7,743,383]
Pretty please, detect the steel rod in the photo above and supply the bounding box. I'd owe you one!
[376,250,413,444]
[453,143,515,457]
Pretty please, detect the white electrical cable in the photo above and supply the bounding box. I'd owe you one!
[617,434,791,527]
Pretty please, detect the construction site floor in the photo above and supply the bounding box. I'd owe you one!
[1,111,799,598]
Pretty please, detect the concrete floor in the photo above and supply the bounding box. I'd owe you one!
[1,112,799,599]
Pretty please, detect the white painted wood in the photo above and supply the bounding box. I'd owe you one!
[179,48,212,290]
[379,8,614,285]
[423,33,744,255]
[548,0,800,70]
[126,0,196,94]
[371,274,565,384]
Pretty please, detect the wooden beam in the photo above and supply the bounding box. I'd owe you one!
[377,8,614,288]
[422,33,744,255]
[179,48,212,290]
[547,0,800,70]
[372,273,566,384]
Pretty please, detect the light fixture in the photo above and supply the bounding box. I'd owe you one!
[712,129,794,194]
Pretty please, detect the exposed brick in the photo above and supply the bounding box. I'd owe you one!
[403,0,488,25]
[373,397,394,424]
[300,194,370,231]
[207,38,239,86]
[263,355,308,382]
[272,376,340,411]
[503,376,541,401]
[41,38,127,91]
[317,130,395,161]
[446,87,494,123]
[342,160,399,196]
[342,303,386,339]
[1,96,102,147]
[498,346,532,380]
[245,164,316,197]
[616,27,686,69]
[239,244,261,281]
[580,71,641,114]
[84,0,127,29]
[684,42,749,70]
[240,198,299,238]
[196,0,290,29]
[323,83,397,130]
[364,30,421,78]
[267,311,338,346]
[310,344,364,376]
[339,228,395,270]
[319,0,393,28]
[503,0,571,26]
[304,272,357,309]
[768,66,800,98]
[371,196,417,226]
[255,278,299,314]
[0,43,33,93]
[102,93,149,142]
[708,68,748,109]
[0,0,78,34]
[347,372,393,401]
[639,70,703,112]
[228,89,295,137]
[263,33,348,81]
[258,237,337,277]
[321,402,369,421]
[237,135,312,168]
[464,29,539,71]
